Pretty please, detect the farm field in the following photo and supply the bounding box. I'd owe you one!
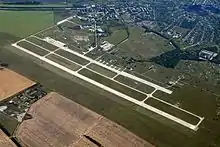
[16,92,153,147]
[0,68,35,101]
[87,117,154,147]
[0,15,219,147]
[0,129,16,147]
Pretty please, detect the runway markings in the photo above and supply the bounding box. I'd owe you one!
[11,16,205,131]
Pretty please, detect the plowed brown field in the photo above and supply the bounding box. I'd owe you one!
[0,129,16,147]
[16,92,154,147]
[0,69,35,101]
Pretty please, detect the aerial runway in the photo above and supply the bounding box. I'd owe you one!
[12,16,204,131]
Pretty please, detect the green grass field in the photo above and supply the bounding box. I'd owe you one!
[26,37,58,51]
[103,27,128,45]
[46,54,81,71]
[87,63,117,78]
[115,75,155,94]
[153,85,219,119]
[79,68,147,101]
[17,41,49,56]
[145,98,200,125]
[55,49,90,65]
[0,11,53,38]
[117,27,174,58]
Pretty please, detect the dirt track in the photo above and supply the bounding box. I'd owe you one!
[0,68,35,101]
[16,92,154,147]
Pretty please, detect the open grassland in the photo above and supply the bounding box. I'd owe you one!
[55,49,89,65]
[103,27,128,45]
[69,16,86,25]
[79,68,147,101]
[17,41,49,56]
[118,27,174,58]
[0,11,53,38]
[1,45,220,147]
[87,63,117,78]
[145,98,200,125]
[26,37,58,51]
[58,21,93,50]
[136,83,156,94]
[46,54,81,71]
[153,85,219,119]
[115,75,155,94]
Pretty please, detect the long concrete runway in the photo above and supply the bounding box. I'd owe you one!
[10,16,204,131]
[12,43,201,131]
